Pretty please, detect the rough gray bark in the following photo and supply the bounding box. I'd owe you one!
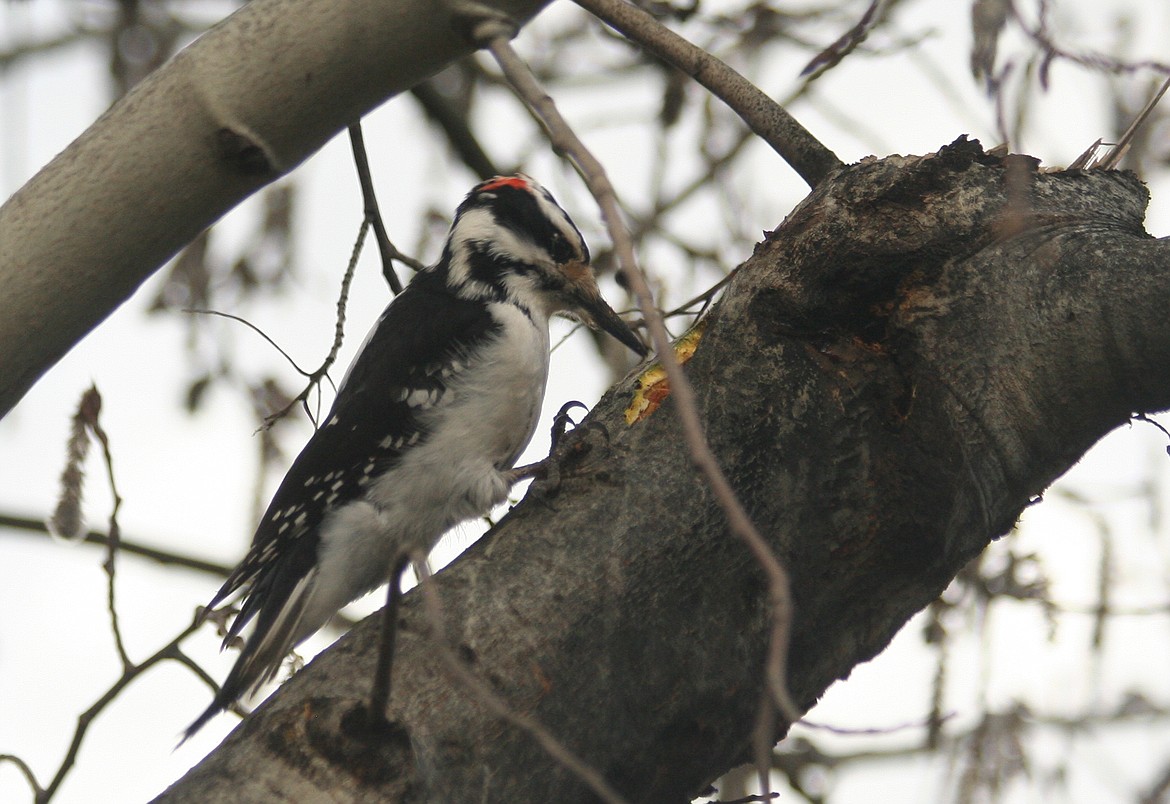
[154,138,1170,801]
[0,0,546,420]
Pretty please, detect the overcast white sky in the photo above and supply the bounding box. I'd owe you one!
[3,1,1170,802]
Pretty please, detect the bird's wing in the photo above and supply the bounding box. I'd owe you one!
[206,272,498,634]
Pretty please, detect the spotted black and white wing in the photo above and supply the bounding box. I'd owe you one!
[187,270,497,732]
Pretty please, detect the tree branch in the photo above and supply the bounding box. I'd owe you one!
[156,141,1170,801]
[572,0,843,187]
[478,31,801,796]
[38,617,208,804]
[410,74,504,179]
[0,0,551,419]
[348,122,424,292]
[0,513,232,577]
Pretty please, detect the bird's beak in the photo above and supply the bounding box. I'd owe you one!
[561,260,647,357]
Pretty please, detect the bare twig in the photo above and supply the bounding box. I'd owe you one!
[1140,760,1170,804]
[22,398,229,802]
[800,0,881,79]
[1094,75,1170,170]
[631,127,754,243]
[798,711,956,736]
[0,29,90,70]
[415,561,631,804]
[1014,4,1170,80]
[571,0,842,188]
[716,794,779,804]
[189,219,366,430]
[0,754,44,801]
[84,387,133,671]
[475,23,805,797]
[46,387,132,668]
[37,616,209,803]
[321,221,365,391]
[348,122,425,292]
[750,687,776,795]
[662,267,739,320]
[187,309,311,377]
[411,76,504,179]
[1,512,233,577]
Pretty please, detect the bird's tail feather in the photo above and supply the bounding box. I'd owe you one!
[179,572,317,743]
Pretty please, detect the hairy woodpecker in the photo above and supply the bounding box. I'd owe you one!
[184,175,646,739]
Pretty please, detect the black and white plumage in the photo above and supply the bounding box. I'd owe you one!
[184,175,646,738]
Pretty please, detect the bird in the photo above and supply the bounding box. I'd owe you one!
[183,174,647,739]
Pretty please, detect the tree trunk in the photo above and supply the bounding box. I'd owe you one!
[154,138,1170,801]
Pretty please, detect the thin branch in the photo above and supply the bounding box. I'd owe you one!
[1140,759,1170,804]
[1013,4,1170,80]
[348,122,424,292]
[0,29,91,70]
[186,308,312,377]
[631,126,754,242]
[798,711,956,736]
[0,513,233,577]
[23,398,232,800]
[410,77,504,179]
[1095,75,1170,170]
[38,616,206,803]
[170,647,224,692]
[715,794,779,804]
[475,24,804,799]
[662,267,739,319]
[799,0,881,79]
[192,218,367,430]
[86,387,133,671]
[750,687,776,795]
[0,754,44,801]
[320,220,365,394]
[366,555,411,729]
[415,560,631,804]
[1048,596,1170,617]
[571,0,842,188]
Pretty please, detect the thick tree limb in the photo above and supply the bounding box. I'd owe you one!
[156,139,1170,801]
[0,0,548,420]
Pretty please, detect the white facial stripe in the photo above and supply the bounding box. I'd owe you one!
[445,208,496,298]
[491,222,553,267]
[445,181,598,315]
[530,187,588,261]
[449,206,501,248]
[447,206,562,303]
[458,207,553,266]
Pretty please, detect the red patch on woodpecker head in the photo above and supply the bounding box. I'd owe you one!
[478,176,531,193]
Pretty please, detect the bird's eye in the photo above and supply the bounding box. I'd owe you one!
[548,231,577,263]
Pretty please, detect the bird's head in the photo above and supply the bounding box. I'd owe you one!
[442,174,647,357]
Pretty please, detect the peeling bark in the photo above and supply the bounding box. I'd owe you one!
[154,138,1170,801]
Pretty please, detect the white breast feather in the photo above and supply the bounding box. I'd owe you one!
[303,303,550,640]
